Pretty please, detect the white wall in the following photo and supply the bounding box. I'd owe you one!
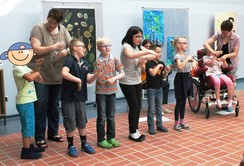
[0,0,244,116]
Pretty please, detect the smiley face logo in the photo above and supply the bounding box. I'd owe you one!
[0,42,34,65]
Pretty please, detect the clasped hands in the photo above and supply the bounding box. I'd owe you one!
[95,60,115,85]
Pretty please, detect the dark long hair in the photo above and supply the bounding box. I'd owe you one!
[121,26,143,50]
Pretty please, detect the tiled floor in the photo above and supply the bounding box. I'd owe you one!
[0,90,244,166]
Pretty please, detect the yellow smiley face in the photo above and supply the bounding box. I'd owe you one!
[8,48,34,65]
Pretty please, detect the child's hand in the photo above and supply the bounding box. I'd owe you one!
[187,56,193,62]
[35,74,44,83]
[77,79,82,91]
[106,77,116,85]
[164,66,171,73]
[107,60,115,72]
[157,64,164,75]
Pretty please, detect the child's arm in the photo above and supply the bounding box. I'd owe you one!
[175,56,193,70]
[61,66,82,91]
[107,68,125,85]
[123,45,159,59]
[162,66,171,79]
[87,66,103,84]
[23,58,44,82]
[149,63,164,77]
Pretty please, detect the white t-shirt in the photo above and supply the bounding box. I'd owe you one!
[119,43,141,85]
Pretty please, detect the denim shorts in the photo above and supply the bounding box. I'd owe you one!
[61,101,87,131]
[16,103,35,137]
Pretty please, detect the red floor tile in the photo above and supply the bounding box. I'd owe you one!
[1,90,244,165]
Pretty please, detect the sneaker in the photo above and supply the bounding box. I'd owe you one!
[163,108,172,114]
[174,125,183,132]
[180,124,191,130]
[67,145,78,157]
[81,143,96,154]
[97,140,113,149]
[157,126,168,132]
[107,138,120,147]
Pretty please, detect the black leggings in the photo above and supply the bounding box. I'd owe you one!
[174,97,187,121]
[119,83,142,134]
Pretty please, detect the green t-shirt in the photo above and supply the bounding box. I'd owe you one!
[13,66,37,104]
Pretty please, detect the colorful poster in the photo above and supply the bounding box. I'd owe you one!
[215,12,237,33]
[167,36,176,66]
[143,10,164,45]
[59,8,96,71]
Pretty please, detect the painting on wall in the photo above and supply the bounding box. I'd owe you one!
[167,36,176,66]
[59,8,96,71]
[215,12,237,33]
[143,9,164,45]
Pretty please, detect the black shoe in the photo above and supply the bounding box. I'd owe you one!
[128,135,145,142]
[157,126,168,132]
[21,147,42,159]
[30,144,45,152]
[140,134,146,140]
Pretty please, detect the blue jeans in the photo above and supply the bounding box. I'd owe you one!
[147,88,163,128]
[96,94,116,142]
[34,82,61,141]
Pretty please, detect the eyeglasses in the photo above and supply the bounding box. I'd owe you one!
[75,45,86,49]
[99,45,112,48]
[134,35,143,39]
[179,42,188,44]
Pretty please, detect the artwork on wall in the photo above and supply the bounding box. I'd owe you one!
[166,36,176,66]
[215,12,237,33]
[143,9,164,45]
[142,8,188,70]
[59,8,96,71]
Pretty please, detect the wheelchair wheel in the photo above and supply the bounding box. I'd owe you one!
[235,100,239,117]
[188,79,201,113]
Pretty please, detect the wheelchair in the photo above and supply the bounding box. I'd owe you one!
[188,49,240,119]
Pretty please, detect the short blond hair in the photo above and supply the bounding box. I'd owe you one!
[96,37,111,48]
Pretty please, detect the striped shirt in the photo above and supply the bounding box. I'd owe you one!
[95,54,124,94]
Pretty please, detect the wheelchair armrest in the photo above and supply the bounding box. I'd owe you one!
[222,66,233,74]
[193,65,208,77]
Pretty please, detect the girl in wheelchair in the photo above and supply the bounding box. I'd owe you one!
[203,51,234,112]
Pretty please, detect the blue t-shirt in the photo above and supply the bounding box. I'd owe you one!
[61,55,91,102]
